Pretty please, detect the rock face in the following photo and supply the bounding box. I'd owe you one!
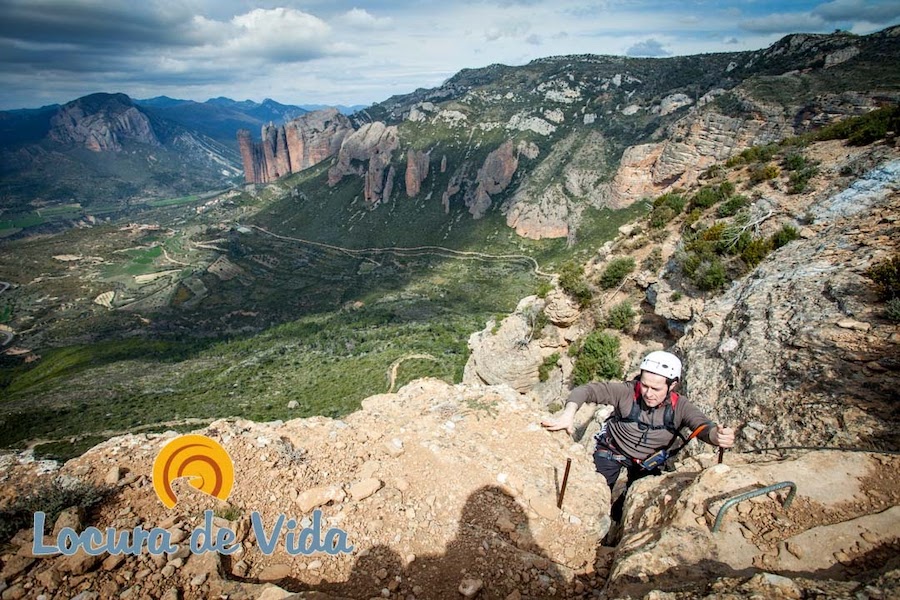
[504,88,898,239]
[405,148,430,197]
[237,108,352,184]
[464,295,584,402]
[607,451,900,598]
[678,159,900,451]
[504,131,606,240]
[328,121,400,206]
[48,93,159,152]
[466,140,519,218]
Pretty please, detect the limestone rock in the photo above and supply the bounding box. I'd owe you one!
[105,465,122,485]
[503,130,608,240]
[458,578,483,598]
[257,564,292,582]
[349,478,382,501]
[296,485,346,513]
[405,149,430,197]
[529,496,561,521]
[52,506,85,536]
[238,109,352,184]
[463,304,544,393]
[56,549,101,575]
[543,290,581,326]
[49,94,159,152]
[328,122,400,206]
[647,280,704,327]
[0,555,35,581]
[466,141,518,219]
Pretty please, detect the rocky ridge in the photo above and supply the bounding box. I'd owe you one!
[238,109,353,184]
[229,29,899,241]
[47,93,160,152]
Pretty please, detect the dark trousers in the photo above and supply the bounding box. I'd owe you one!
[593,450,661,521]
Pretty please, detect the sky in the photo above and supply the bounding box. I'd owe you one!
[1,0,899,110]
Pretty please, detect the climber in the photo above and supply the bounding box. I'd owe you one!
[541,350,735,521]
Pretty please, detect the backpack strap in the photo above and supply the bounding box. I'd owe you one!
[622,381,680,436]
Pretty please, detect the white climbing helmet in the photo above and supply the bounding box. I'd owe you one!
[639,351,682,380]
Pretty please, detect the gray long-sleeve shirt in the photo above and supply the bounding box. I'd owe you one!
[568,380,720,460]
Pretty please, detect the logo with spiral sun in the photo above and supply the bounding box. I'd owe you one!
[152,435,234,509]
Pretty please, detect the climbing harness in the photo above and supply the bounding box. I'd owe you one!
[593,381,710,471]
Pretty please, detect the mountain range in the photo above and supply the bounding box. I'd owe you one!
[0,95,354,212]
[1,27,898,243]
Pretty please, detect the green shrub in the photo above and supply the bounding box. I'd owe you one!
[866,254,900,300]
[695,258,728,291]
[684,208,703,227]
[532,310,550,338]
[782,152,809,171]
[719,181,736,197]
[649,193,686,228]
[887,298,900,323]
[717,194,750,217]
[558,261,593,308]
[691,186,720,209]
[703,164,725,179]
[649,205,675,229]
[605,301,636,331]
[655,192,686,214]
[642,247,663,272]
[771,224,800,249]
[788,166,819,194]
[749,163,780,185]
[215,506,243,521]
[741,237,773,268]
[0,479,108,545]
[572,331,623,385]
[670,291,683,302]
[0,302,11,324]
[727,144,779,167]
[535,280,553,299]
[539,352,561,382]
[599,257,636,289]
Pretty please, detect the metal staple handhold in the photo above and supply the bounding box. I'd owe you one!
[711,481,797,533]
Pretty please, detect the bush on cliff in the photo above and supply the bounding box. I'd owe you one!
[558,261,593,308]
[599,257,636,289]
[572,331,623,385]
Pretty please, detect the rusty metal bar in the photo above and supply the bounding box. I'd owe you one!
[557,458,572,509]
[712,481,797,533]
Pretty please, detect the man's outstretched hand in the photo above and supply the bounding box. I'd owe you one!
[541,405,576,436]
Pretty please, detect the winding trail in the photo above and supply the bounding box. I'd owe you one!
[248,225,555,278]
[387,353,440,393]
[161,248,191,267]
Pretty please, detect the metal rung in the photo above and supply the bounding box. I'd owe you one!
[712,481,797,533]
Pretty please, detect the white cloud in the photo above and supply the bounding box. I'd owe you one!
[484,21,531,42]
[341,7,393,29]
[626,38,671,57]
[221,8,335,61]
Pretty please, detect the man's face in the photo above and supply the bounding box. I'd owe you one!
[639,371,670,407]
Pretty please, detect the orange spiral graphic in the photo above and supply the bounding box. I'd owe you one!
[152,434,234,508]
